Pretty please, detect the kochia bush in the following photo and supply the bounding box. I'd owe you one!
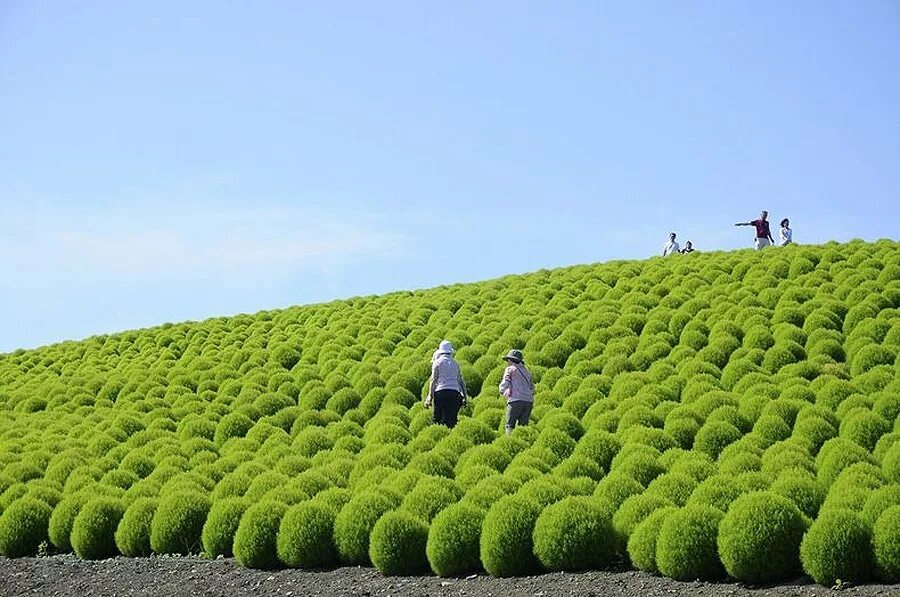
[800,509,874,586]
[277,501,340,569]
[479,495,542,577]
[71,497,126,560]
[233,500,288,569]
[115,497,158,557]
[369,511,430,576]
[717,492,805,583]
[427,502,486,577]
[0,497,52,557]
[532,496,616,571]
[149,491,211,555]
[655,505,724,581]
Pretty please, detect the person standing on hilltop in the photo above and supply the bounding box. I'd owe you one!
[499,349,534,435]
[662,232,680,257]
[680,240,696,254]
[779,218,793,246]
[735,210,775,249]
[426,340,467,428]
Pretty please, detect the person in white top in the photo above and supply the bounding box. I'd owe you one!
[780,218,792,246]
[662,232,680,257]
[426,340,467,428]
[498,349,534,435]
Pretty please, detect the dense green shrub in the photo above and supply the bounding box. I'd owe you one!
[149,491,211,555]
[532,496,616,571]
[655,505,724,581]
[71,496,126,559]
[0,497,52,557]
[479,495,542,577]
[369,511,430,575]
[334,489,398,565]
[277,500,340,568]
[717,492,805,582]
[233,500,288,569]
[873,505,900,582]
[115,497,157,557]
[800,509,874,585]
[48,493,89,551]
[427,502,486,576]
[627,505,677,573]
[202,497,247,558]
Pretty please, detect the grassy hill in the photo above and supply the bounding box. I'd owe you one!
[1,240,898,584]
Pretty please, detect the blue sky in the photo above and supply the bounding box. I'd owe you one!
[1,1,899,353]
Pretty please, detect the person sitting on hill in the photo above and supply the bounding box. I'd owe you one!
[779,218,793,246]
[662,232,680,257]
[499,349,534,435]
[680,240,696,254]
[735,210,775,249]
[426,340,467,428]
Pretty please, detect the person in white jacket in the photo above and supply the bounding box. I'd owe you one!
[498,349,534,435]
[779,218,793,246]
[426,340,467,428]
[662,232,680,257]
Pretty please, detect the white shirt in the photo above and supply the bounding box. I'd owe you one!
[662,240,680,256]
[780,227,792,245]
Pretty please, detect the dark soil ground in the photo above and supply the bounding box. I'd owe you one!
[0,556,897,597]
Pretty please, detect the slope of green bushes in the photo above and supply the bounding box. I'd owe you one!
[1,240,898,586]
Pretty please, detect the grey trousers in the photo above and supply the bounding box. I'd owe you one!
[505,400,533,433]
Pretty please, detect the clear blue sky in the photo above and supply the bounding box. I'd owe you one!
[2,1,899,353]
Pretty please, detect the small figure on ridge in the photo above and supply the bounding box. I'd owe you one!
[680,240,696,254]
[735,210,775,250]
[780,218,793,246]
[662,232,680,257]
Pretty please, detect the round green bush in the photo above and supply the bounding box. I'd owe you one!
[717,492,805,583]
[840,410,891,453]
[334,489,398,565]
[800,509,874,586]
[115,497,157,557]
[627,506,677,573]
[427,502,487,576]
[48,493,89,551]
[233,500,288,569]
[71,496,126,559]
[861,485,900,527]
[400,476,462,523]
[532,496,616,571]
[369,510,430,576]
[202,497,248,558]
[873,505,900,582]
[277,501,339,568]
[479,495,542,577]
[613,493,673,548]
[0,497,52,557]
[693,422,742,459]
[655,505,724,581]
[150,491,211,555]
[769,475,824,519]
[644,473,697,506]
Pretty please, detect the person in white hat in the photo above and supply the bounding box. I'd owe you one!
[426,340,467,428]
[498,349,534,435]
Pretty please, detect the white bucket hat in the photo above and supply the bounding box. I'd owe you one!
[438,340,454,355]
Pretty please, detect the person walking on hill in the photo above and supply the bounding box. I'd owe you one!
[499,349,534,435]
[662,232,680,257]
[680,240,695,254]
[779,218,793,246]
[735,210,775,249]
[426,340,467,428]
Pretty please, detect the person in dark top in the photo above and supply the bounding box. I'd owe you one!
[735,210,775,250]
[680,240,695,253]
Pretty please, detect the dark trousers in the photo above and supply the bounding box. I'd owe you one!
[433,389,463,428]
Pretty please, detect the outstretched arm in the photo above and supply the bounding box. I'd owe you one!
[735,222,750,226]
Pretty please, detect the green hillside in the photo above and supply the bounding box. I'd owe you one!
[1,240,899,584]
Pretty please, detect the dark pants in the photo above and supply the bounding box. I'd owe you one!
[433,389,463,428]
[505,400,533,434]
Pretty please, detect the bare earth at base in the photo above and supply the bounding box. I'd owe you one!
[1,556,898,597]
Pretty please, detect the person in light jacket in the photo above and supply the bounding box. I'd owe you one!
[426,340,467,428]
[498,349,534,435]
